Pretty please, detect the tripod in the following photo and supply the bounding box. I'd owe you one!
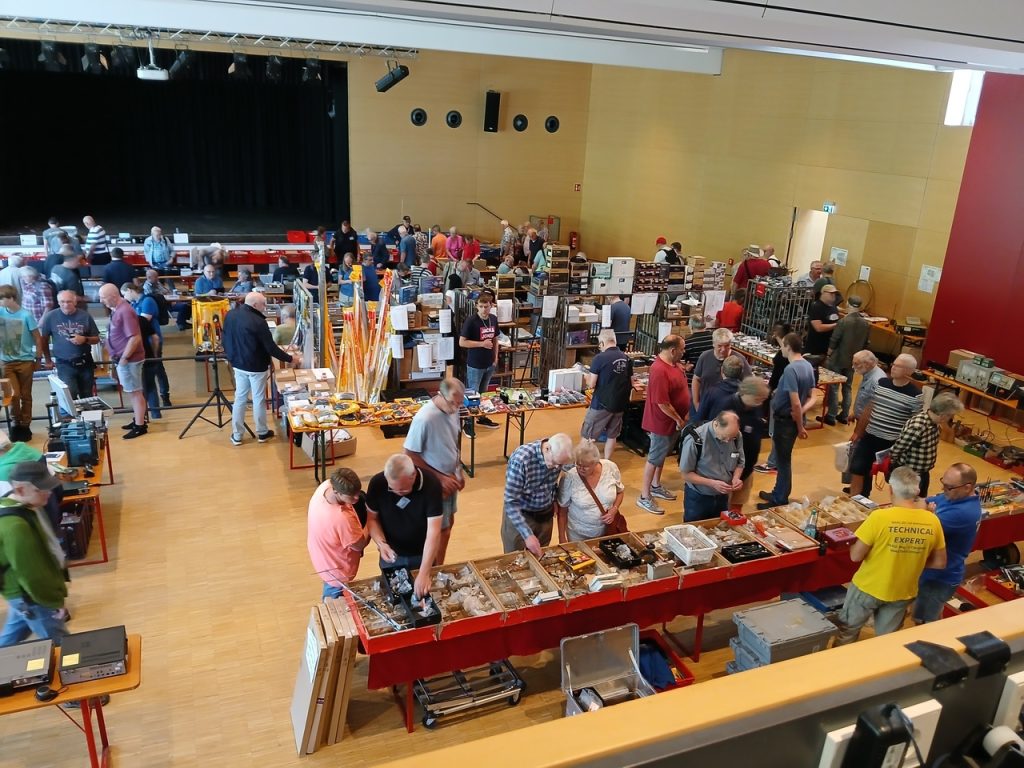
[179,347,255,440]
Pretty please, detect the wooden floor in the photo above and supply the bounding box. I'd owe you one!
[0,330,1017,767]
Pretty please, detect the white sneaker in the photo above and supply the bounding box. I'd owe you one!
[230,434,242,446]
[637,496,664,515]
[650,485,677,501]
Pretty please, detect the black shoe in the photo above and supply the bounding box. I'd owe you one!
[758,490,775,503]
[477,416,499,429]
[257,430,275,443]
[10,426,29,443]
[122,418,149,429]
[462,422,476,438]
[161,396,173,408]
[756,502,777,511]
[123,424,148,440]
[836,416,849,425]
[822,415,837,426]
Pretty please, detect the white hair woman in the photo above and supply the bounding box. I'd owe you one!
[556,441,625,543]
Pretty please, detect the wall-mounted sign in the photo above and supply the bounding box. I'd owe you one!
[823,201,837,215]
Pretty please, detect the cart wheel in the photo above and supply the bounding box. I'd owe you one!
[507,692,522,706]
[489,664,503,676]
[422,715,438,729]
[982,544,1021,570]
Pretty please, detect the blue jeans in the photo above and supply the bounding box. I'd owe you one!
[768,416,798,504]
[683,484,729,522]
[764,410,777,468]
[0,596,68,647]
[232,368,270,438]
[826,367,854,420]
[379,554,423,572]
[912,579,957,623]
[466,365,494,394]
[322,583,344,600]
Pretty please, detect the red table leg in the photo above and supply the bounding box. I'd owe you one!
[93,697,111,767]
[392,683,416,733]
[79,699,101,768]
[105,443,115,485]
[692,613,705,662]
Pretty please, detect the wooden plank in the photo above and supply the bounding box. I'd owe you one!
[290,607,327,757]
[333,599,359,743]
[324,597,350,745]
[307,603,338,753]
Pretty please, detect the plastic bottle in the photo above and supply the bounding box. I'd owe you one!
[804,507,819,539]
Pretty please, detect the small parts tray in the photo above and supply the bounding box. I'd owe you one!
[597,536,655,569]
[383,566,442,628]
[413,660,525,730]
[746,511,819,552]
[474,552,564,620]
[720,541,773,563]
[537,543,616,601]
[663,524,718,566]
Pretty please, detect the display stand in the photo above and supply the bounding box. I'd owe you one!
[179,348,255,440]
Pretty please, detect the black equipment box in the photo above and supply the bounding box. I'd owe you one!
[61,422,98,467]
[59,501,93,560]
[59,626,128,685]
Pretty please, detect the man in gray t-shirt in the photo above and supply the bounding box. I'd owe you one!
[403,377,465,563]
[679,412,744,523]
[39,290,101,399]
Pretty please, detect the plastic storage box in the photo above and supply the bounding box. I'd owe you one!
[728,636,766,672]
[732,598,837,664]
[663,525,718,566]
[561,623,655,716]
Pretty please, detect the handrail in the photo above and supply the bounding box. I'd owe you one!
[465,202,503,221]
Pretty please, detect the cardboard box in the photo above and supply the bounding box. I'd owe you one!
[608,257,635,278]
[947,348,981,370]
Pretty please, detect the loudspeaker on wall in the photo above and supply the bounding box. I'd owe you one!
[484,90,501,132]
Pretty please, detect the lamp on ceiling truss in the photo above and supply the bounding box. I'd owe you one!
[302,57,321,83]
[228,51,251,79]
[81,43,108,74]
[265,54,283,83]
[375,60,409,93]
[168,49,193,79]
[38,40,66,72]
[110,45,135,71]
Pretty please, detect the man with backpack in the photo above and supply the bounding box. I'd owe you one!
[679,411,745,522]
[0,461,69,647]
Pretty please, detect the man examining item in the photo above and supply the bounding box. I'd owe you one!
[221,292,301,446]
[581,330,632,459]
[834,466,946,644]
[824,294,870,425]
[459,291,500,431]
[0,286,49,442]
[637,335,690,515]
[888,392,964,496]
[365,454,443,599]
[307,467,369,600]
[98,283,149,439]
[757,333,816,509]
[912,463,982,624]
[805,284,840,361]
[691,328,752,415]
[848,353,923,498]
[0,462,69,647]
[501,433,573,556]
[680,411,745,522]
[39,290,100,400]
[404,377,466,565]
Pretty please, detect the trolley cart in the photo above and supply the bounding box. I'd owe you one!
[413,660,525,729]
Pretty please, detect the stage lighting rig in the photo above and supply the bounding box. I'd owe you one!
[38,41,66,72]
[228,52,251,79]
[81,43,108,74]
[168,49,193,79]
[265,54,283,83]
[375,60,409,93]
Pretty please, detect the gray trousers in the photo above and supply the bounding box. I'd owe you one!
[834,583,911,645]
[501,508,554,553]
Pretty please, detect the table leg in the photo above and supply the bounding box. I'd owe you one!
[105,443,115,485]
[95,496,108,565]
[693,613,705,662]
[80,699,101,768]
[503,413,512,459]
[93,697,111,766]
[392,683,416,733]
[518,411,525,447]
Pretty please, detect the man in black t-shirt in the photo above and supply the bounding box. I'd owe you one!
[805,284,840,356]
[581,329,632,459]
[272,256,301,283]
[459,291,500,431]
[365,454,443,598]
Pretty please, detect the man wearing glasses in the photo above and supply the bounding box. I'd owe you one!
[912,463,982,624]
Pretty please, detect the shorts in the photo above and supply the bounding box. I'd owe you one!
[441,491,457,530]
[647,430,679,467]
[849,433,893,476]
[116,360,144,393]
[581,408,623,441]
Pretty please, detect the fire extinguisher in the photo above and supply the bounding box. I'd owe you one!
[568,231,579,250]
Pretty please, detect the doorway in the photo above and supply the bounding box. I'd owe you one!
[787,208,828,278]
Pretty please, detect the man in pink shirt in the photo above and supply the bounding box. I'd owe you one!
[98,283,148,439]
[446,226,466,261]
[307,468,369,599]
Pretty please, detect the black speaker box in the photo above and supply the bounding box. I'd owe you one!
[484,90,500,132]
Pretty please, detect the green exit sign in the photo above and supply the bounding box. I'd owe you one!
[823,202,837,214]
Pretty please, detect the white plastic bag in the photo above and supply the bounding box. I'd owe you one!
[833,441,852,473]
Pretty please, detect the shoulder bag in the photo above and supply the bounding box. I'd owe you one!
[578,467,628,535]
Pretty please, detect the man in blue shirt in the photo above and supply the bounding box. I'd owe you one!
[398,225,417,266]
[581,330,631,459]
[500,434,573,556]
[609,294,631,350]
[361,253,380,303]
[194,264,224,295]
[912,462,983,623]
[758,332,816,509]
[143,226,175,271]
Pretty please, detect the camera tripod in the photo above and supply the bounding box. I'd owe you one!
[179,346,255,440]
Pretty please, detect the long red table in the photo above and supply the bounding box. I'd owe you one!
[345,510,1024,731]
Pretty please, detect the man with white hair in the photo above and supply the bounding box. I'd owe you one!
[691,328,752,415]
[143,226,174,271]
[98,283,148,439]
[446,226,466,262]
[39,290,100,400]
[0,253,27,300]
[850,350,886,424]
[795,259,823,287]
[848,353,923,498]
[398,225,417,267]
[221,292,301,446]
[500,219,518,258]
[834,466,946,644]
[365,453,443,598]
[404,377,466,565]
[501,433,573,556]
[83,215,111,265]
[581,329,631,459]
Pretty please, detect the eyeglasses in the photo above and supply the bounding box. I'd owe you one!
[940,481,969,491]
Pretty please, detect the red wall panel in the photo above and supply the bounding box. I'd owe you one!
[925,73,1024,374]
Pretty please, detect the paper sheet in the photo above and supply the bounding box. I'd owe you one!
[389,306,409,331]
[439,336,455,360]
[703,290,726,325]
[658,321,672,342]
[601,304,612,328]
[389,334,405,359]
[416,344,433,367]
[918,264,941,294]
[542,295,559,319]
[630,295,645,315]
[438,309,452,334]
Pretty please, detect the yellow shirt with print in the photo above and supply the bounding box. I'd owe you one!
[852,506,946,602]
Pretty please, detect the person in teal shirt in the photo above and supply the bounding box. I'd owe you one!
[0,432,43,480]
[0,285,47,442]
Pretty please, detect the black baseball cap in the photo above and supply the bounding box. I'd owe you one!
[8,462,60,491]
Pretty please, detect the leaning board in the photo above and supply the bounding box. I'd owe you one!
[290,607,327,756]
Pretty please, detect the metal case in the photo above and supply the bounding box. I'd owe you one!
[561,623,654,716]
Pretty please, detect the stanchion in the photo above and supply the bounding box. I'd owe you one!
[178,348,254,440]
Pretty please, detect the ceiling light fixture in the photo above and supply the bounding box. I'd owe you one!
[228,51,251,79]
[168,49,193,79]
[375,60,409,92]
[81,43,108,74]
[302,57,321,83]
[265,54,283,83]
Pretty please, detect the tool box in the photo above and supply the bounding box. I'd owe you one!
[561,623,654,716]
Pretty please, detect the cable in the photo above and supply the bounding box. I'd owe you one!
[894,706,926,768]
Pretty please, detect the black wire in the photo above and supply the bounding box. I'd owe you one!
[895,707,926,767]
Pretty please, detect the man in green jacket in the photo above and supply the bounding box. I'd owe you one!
[0,462,68,646]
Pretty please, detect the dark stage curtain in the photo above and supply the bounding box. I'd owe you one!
[0,42,349,227]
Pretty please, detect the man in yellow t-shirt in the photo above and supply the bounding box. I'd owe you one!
[834,466,946,645]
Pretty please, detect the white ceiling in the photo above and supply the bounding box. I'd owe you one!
[12,0,1024,72]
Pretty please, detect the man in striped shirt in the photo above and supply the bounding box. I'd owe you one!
[83,215,111,266]
[848,354,922,498]
[500,433,573,556]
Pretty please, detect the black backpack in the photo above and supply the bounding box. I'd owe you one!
[678,421,704,467]
[150,291,171,326]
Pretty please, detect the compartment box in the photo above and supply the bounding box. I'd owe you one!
[586,533,680,598]
[473,552,565,625]
[608,257,636,278]
[561,623,654,716]
[418,562,505,639]
[537,543,621,611]
[638,629,695,689]
[663,524,718,566]
[733,599,837,664]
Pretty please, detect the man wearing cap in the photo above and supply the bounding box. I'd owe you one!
[732,246,772,292]
[824,294,870,425]
[653,237,676,263]
[805,284,840,362]
[0,462,69,646]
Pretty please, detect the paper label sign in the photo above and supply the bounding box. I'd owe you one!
[26,658,45,672]
[542,295,559,319]
[601,304,612,328]
[62,653,80,667]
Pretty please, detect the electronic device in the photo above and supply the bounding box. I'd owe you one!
[896,316,928,335]
[956,360,1005,390]
[48,375,114,420]
[60,422,99,467]
[0,639,54,694]
[58,626,128,685]
[988,371,1020,400]
[840,703,913,768]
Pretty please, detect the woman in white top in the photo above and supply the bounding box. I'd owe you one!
[556,442,625,543]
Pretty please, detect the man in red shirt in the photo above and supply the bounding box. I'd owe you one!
[732,246,771,292]
[716,288,745,332]
[638,334,690,515]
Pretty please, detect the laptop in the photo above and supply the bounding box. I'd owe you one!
[0,638,54,692]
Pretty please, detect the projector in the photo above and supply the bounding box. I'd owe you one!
[137,66,169,82]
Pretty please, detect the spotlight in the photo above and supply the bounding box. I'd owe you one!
[228,52,251,79]
[265,54,283,83]
[168,49,193,79]
[375,62,409,93]
[38,41,66,72]
[81,44,108,75]
[302,57,321,83]
[110,45,136,71]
